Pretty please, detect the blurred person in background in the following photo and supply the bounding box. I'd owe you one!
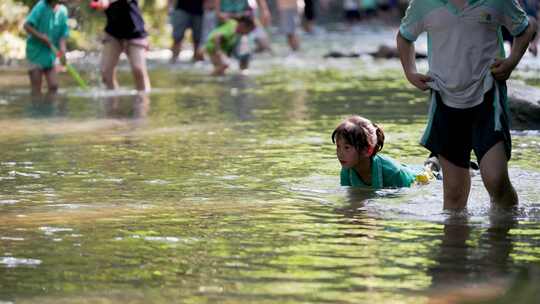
[201,0,217,44]
[215,0,272,52]
[302,0,316,32]
[92,0,151,92]
[24,0,69,95]
[343,0,361,26]
[278,0,300,51]
[360,0,378,22]
[168,0,205,63]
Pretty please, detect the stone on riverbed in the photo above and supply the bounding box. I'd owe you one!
[508,81,540,130]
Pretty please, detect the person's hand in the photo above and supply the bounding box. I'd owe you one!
[529,43,538,57]
[217,12,230,22]
[406,72,432,91]
[57,50,67,66]
[40,35,54,50]
[90,0,110,11]
[259,9,271,27]
[490,58,516,81]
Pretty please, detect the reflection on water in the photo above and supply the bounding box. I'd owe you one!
[28,92,67,118]
[429,213,515,287]
[1,52,540,303]
[102,92,150,120]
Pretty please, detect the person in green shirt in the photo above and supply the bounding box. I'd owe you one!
[332,115,419,189]
[24,0,69,95]
[205,16,255,76]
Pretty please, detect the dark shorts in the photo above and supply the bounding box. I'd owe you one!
[304,0,316,20]
[420,87,512,169]
[170,8,203,44]
[344,10,360,21]
[361,8,377,18]
[378,4,391,11]
[28,62,54,72]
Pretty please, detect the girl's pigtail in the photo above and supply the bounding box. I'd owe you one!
[373,123,385,155]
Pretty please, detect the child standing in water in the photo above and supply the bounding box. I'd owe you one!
[332,116,419,189]
[168,0,205,63]
[277,0,300,51]
[91,0,151,92]
[397,0,537,209]
[24,0,69,95]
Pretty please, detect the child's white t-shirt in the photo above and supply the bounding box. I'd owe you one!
[399,0,528,109]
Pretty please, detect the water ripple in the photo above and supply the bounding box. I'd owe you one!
[0,257,41,268]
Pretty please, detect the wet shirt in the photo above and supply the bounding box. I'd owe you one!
[25,0,69,69]
[205,19,239,54]
[399,0,528,109]
[176,0,204,15]
[105,0,147,39]
[220,0,250,13]
[340,154,417,189]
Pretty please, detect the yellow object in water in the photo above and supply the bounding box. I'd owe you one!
[415,167,434,184]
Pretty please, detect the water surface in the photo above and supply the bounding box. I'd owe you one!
[1,28,540,303]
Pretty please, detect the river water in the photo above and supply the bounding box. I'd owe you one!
[1,26,540,303]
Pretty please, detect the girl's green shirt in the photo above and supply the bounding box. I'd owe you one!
[25,0,69,69]
[340,154,417,189]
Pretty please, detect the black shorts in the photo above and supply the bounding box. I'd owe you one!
[304,0,316,20]
[344,10,360,21]
[420,87,512,169]
[378,4,391,11]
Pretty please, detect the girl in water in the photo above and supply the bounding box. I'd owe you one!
[332,115,433,188]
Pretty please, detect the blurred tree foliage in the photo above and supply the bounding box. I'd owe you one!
[0,0,28,63]
[2,0,171,62]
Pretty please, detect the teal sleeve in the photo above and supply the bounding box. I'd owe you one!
[399,0,425,42]
[502,0,529,36]
[26,1,44,27]
[61,7,69,39]
[340,168,351,186]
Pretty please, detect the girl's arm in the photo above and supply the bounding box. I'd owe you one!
[24,23,52,49]
[396,32,432,91]
[58,38,67,64]
[491,17,538,80]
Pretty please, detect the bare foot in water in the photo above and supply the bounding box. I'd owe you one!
[193,50,205,62]
[211,64,228,76]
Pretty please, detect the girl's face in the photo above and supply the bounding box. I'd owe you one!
[335,136,361,169]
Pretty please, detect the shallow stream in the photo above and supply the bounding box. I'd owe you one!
[1,27,540,303]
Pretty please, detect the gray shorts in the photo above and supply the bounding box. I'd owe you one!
[279,8,299,35]
[201,10,217,43]
[170,8,203,45]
